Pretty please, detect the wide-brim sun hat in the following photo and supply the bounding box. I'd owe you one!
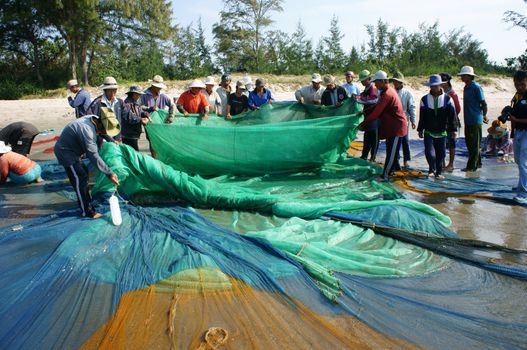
[390,71,406,84]
[99,113,120,137]
[236,80,247,90]
[423,74,443,86]
[323,75,335,85]
[204,76,216,85]
[126,85,144,95]
[357,70,371,82]
[99,76,118,90]
[149,75,167,89]
[457,66,477,77]
[311,73,323,83]
[371,70,388,81]
[188,79,206,89]
[0,141,12,153]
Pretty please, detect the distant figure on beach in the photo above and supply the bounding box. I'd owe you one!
[458,66,489,172]
[342,71,361,97]
[358,70,408,180]
[176,79,209,118]
[122,85,151,151]
[417,74,457,180]
[54,114,120,218]
[295,73,325,105]
[356,69,380,162]
[142,75,175,124]
[0,141,43,185]
[439,73,462,172]
[508,70,527,204]
[248,78,274,110]
[216,74,232,116]
[66,79,91,118]
[390,72,416,168]
[321,75,348,107]
[86,76,125,141]
[226,81,249,120]
[0,121,39,156]
[203,76,223,116]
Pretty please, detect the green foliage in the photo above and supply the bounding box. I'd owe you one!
[315,16,346,73]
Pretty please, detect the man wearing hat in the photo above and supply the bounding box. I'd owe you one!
[66,79,91,118]
[54,114,120,218]
[176,79,209,118]
[321,75,348,107]
[0,141,43,185]
[122,85,151,151]
[86,76,124,141]
[226,81,249,119]
[390,72,416,168]
[217,74,232,116]
[342,71,361,97]
[458,65,488,172]
[295,73,325,105]
[248,78,274,110]
[358,70,408,180]
[203,76,223,115]
[356,69,380,162]
[417,74,457,179]
[0,121,40,157]
[141,75,175,124]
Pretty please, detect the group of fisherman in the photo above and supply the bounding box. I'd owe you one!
[1,67,526,218]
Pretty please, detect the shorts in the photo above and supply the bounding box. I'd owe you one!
[8,163,42,184]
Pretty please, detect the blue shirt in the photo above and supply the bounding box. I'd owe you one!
[463,81,485,125]
[68,89,91,118]
[140,88,174,117]
[248,88,273,109]
[342,83,361,97]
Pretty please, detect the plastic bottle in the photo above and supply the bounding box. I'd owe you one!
[109,194,122,226]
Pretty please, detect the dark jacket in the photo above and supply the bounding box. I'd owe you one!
[321,86,348,106]
[122,96,148,139]
[417,92,457,134]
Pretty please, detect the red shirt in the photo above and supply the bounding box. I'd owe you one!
[176,90,209,114]
[446,89,461,116]
[0,151,36,184]
[361,85,408,139]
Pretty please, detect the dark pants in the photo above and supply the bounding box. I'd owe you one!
[383,136,402,179]
[122,137,139,151]
[361,129,379,161]
[401,133,411,162]
[64,161,95,217]
[424,134,446,175]
[465,124,482,171]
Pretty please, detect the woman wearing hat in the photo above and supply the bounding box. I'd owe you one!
[122,85,151,151]
[86,76,125,141]
[54,114,119,218]
[0,141,43,185]
[417,74,458,179]
[248,78,274,110]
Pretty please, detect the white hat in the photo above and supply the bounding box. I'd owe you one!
[188,79,206,89]
[311,73,322,83]
[457,66,477,77]
[204,76,216,85]
[0,141,12,153]
[371,70,388,81]
[66,79,78,88]
[236,80,247,90]
[99,76,118,90]
[243,76,252,85]
[149,75,167,89]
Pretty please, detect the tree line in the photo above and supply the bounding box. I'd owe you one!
[0,0,523,99]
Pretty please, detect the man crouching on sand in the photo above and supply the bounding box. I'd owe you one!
[54,114,119,218]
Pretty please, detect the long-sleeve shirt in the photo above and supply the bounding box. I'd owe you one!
[417,92,457,135]
[295,85,325,104]
[361,85,408,139]
[342,82,361,97]
[68,88,91,118]
[396,88,416,124]
[356,83,379,105]
[216,86,232,115]
[122,96,147,139]
[141,88,174,117]
[54,116,113,176]
[0,151,36,184]
[321,86,348,106]
[248,88,273,109]
[445,88,462,129]
[204,89,222,114]
[0,122,39,147]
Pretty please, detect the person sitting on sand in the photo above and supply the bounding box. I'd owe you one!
[0,141,43,185]
[483,120,513,156]
[54,114,119,218]
[0,121,40,157]
[295,73,325,105]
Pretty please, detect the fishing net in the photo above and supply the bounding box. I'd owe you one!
[1,102,527,349]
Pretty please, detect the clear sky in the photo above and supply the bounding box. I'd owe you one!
[172,0,526,64]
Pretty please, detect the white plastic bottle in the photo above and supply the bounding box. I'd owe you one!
[109,194,122,226]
